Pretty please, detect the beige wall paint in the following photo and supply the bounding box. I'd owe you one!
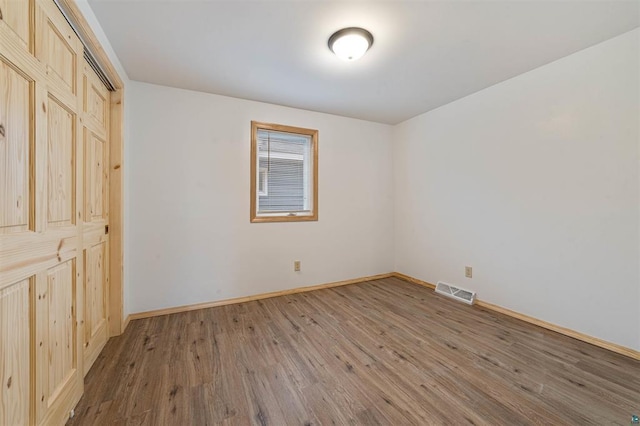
[393,29,640,350]
[128,82,395,313]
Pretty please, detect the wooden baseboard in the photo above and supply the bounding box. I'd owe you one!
[122,314,131,332]
[474,299,640,361]
[392,272,436,289]
[392,272,640,361]
[128,273,395,321]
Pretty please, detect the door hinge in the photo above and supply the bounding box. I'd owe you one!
[105,225,109,235]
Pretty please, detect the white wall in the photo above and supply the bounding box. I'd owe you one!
[394,29,640,350]
[128,82,394,313]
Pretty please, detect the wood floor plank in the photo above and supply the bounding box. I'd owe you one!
[68,278,640,425]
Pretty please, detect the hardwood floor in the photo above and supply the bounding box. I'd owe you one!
[68,277,640,425]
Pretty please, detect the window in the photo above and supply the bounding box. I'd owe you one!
[251,121,318,222]
[258,167,268,196]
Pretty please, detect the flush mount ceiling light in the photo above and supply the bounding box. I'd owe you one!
[328,27,374,61]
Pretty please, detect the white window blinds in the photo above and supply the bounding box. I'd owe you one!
[256,129,312,215]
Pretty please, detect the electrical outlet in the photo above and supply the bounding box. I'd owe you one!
[294,260,301,272]
[465,266,472,278]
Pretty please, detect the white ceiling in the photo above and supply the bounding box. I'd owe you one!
[88,0,639,124]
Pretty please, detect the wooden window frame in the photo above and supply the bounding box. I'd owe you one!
[250,121,318,223]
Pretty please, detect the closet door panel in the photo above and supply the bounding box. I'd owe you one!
[46,96,75,228]
[0,278,31,426]
[0,0,31,50]
[84,130,105,222]
[83,71,108,133]
[81,59,110,374]
[35,0,78,97]
[1,1,114,423]
[35,260,80,424]
[83,242,107,373]
[0,59,31,235]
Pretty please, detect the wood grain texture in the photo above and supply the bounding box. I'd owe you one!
[46,96,75,226]
[394,272,640,361]
[1,0,122,423]
[83,131,105,221]
[45,20,76,93]
[0,58,31,234]
[34,259,82,426]
[69,277,640,425]
[44,260,76,404]
[2,2,86,422]
[0,278,31,426]
[79,58,110,375]
[34,0,81,97]
[108,88,123,336]
[0,228,78,289]
[34,0,79,110]
[83,242,107,374]
[125,271,640,362]
[83,66,108,134]
[0,0,31,49]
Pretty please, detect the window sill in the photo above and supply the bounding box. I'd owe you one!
[250,214,318,223]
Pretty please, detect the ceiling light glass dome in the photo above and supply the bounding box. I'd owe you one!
[328,27,374,61]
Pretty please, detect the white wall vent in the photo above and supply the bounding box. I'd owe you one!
[435,281,476,305]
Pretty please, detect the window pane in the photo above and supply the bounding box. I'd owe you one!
[251,121,317,223]
[257,129,311,213]
[258,168,268,195]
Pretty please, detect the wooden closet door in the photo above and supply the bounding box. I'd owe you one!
[0,0,109,424]
[1,6,36,423]
[81,60,110,375]
[33,1,84,424]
